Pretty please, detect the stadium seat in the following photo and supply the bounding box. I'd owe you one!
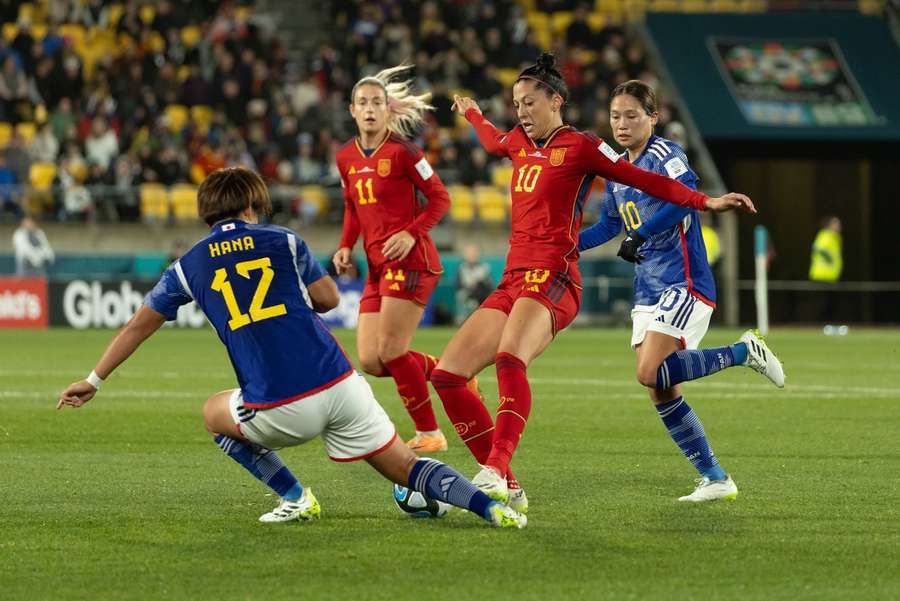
[29,162,57,190]
[496,68,519,88]
[139,4,156,25]
[30,23,48,40]
[491,165,513,189]
[448,185,475,223]
[140,183,170,222]
[17,3,34,22]
[526,12,552,50]
[2,23,17,43]
[298,185,328,218]
[165,104,189,133]
[475,185,507,223]
[15,122,37,145]
[170,184,199,221]
[0,123,12,148]
[107,3,124,27]
[190,105,214,133]
[551,12,574,36]
[181,25,201,48]
[189,163,206,185]
[234,6,252,23]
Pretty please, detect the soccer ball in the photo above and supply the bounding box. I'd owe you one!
[392,484,451,518]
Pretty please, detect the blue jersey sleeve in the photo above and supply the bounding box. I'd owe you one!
[292,234,326,287]
[145,263,192,320]
[579,185,623,251]
[635,154,698,238]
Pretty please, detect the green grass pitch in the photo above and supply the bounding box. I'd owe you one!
[2,326,898,601]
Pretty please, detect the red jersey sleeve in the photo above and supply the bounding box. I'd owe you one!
[464,108,511,158]
[579,135,708,211]
[338,166,360,249]
[400,147,450,239]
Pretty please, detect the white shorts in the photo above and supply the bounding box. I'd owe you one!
[228,372,397,462]
[631,286,714,350]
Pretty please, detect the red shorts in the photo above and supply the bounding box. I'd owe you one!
[359,266,441,313]
[481,268,582,334]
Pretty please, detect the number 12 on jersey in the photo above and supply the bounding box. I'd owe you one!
[211,257,287,331]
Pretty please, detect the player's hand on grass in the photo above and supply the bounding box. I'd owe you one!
[57,380,97,409]
[332,247,353,275]
[382,230,416,260]
[705,192,756,214]
[452,95,481,115]
[617,232,646,264]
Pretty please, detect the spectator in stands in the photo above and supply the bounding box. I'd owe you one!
[12,215,54,276]
[0,153,22,219]
[459,146,492,186]
[85,116,118,172]
[4,131,31,186]
[567,3,595,48]
[293,133,323,185]
[455,243,493,324]
[0,54,29,123]
[30,121,60,164]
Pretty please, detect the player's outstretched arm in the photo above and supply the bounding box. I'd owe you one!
[705,192,756,214]
[57,305,167,409]
[453,95,509,157]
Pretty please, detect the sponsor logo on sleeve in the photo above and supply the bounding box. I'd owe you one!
[664,157,688,179]
[414,157,434,180]
[598,141,621,162]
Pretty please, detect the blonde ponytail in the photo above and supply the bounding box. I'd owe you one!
[351,65,434,138]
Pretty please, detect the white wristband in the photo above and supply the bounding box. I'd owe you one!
[86,370,104,390]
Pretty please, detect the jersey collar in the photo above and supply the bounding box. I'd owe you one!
[630,134,658,164]
[520,124,569,148]
[354,131,391,158]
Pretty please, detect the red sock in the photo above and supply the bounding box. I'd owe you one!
[431,368,495,462]
[384,353,439,432]
[408,350,438,381]
[486,352,532,477]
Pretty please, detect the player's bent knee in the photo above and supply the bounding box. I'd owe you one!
[376,337,409,365]
[636,364,659,388]
[358,355,386,377]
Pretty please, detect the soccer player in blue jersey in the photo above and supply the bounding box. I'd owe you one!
[579,81,785,502]
[57,167,526,528]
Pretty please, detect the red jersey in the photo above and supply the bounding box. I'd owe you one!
[337,133,449,274]
[465,109,708,282]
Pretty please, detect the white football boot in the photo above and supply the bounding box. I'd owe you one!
[259,488,321,523]
[508,486,529,514]
[488,503,528,529]
[472,465,509,504]
[739,329,785,388]
[678,476,739,503]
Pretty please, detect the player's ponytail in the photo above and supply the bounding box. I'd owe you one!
[351,65,434,138]
[516,52,570,104]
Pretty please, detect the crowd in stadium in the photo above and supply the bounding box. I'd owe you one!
[0,0,688,224]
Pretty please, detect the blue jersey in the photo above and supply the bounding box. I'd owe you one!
[601,135,716,307]
[145,219,352,408]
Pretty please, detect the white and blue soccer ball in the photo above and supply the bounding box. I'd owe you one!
[392,484,452,518]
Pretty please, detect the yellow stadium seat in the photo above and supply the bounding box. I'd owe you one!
[496,68,520,88]
[551,12,573,35]
[165,104,189,132]
[448,185,475,223]
[190,163,206,185]
[107,3,124,28]
[491,165,513,189]
[15,122,36,144]
[298,185,328,218]
[475,185,507,223]
[2,23,17,43]
[17,3,34,22]
[140,183,170,221]
[29,162,57,190]
[526,12,552,50]
[234,6,252,23]
[587,13,607,31]
[190,105,214,133]
[170,184,199,221]
[0,123,12,148]
[139,4,156,25]
[181,25,201,48]
[30,23,47,39]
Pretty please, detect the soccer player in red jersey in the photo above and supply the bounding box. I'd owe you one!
[333,66,454,453]
[430,53,756,510]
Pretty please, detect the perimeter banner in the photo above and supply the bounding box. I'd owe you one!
[0,277,48,329]
[710,38,879,127]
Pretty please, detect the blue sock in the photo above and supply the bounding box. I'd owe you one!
[408,459,495,521]
[656,397,727,481]
[656,343,747,389]
[214,435,302,501]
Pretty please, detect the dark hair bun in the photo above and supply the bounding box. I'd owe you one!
[536,52,557,71]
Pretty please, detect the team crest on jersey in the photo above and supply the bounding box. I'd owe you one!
[518,148,526,158]
[550,148,566,166]
[378,159,391,177]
